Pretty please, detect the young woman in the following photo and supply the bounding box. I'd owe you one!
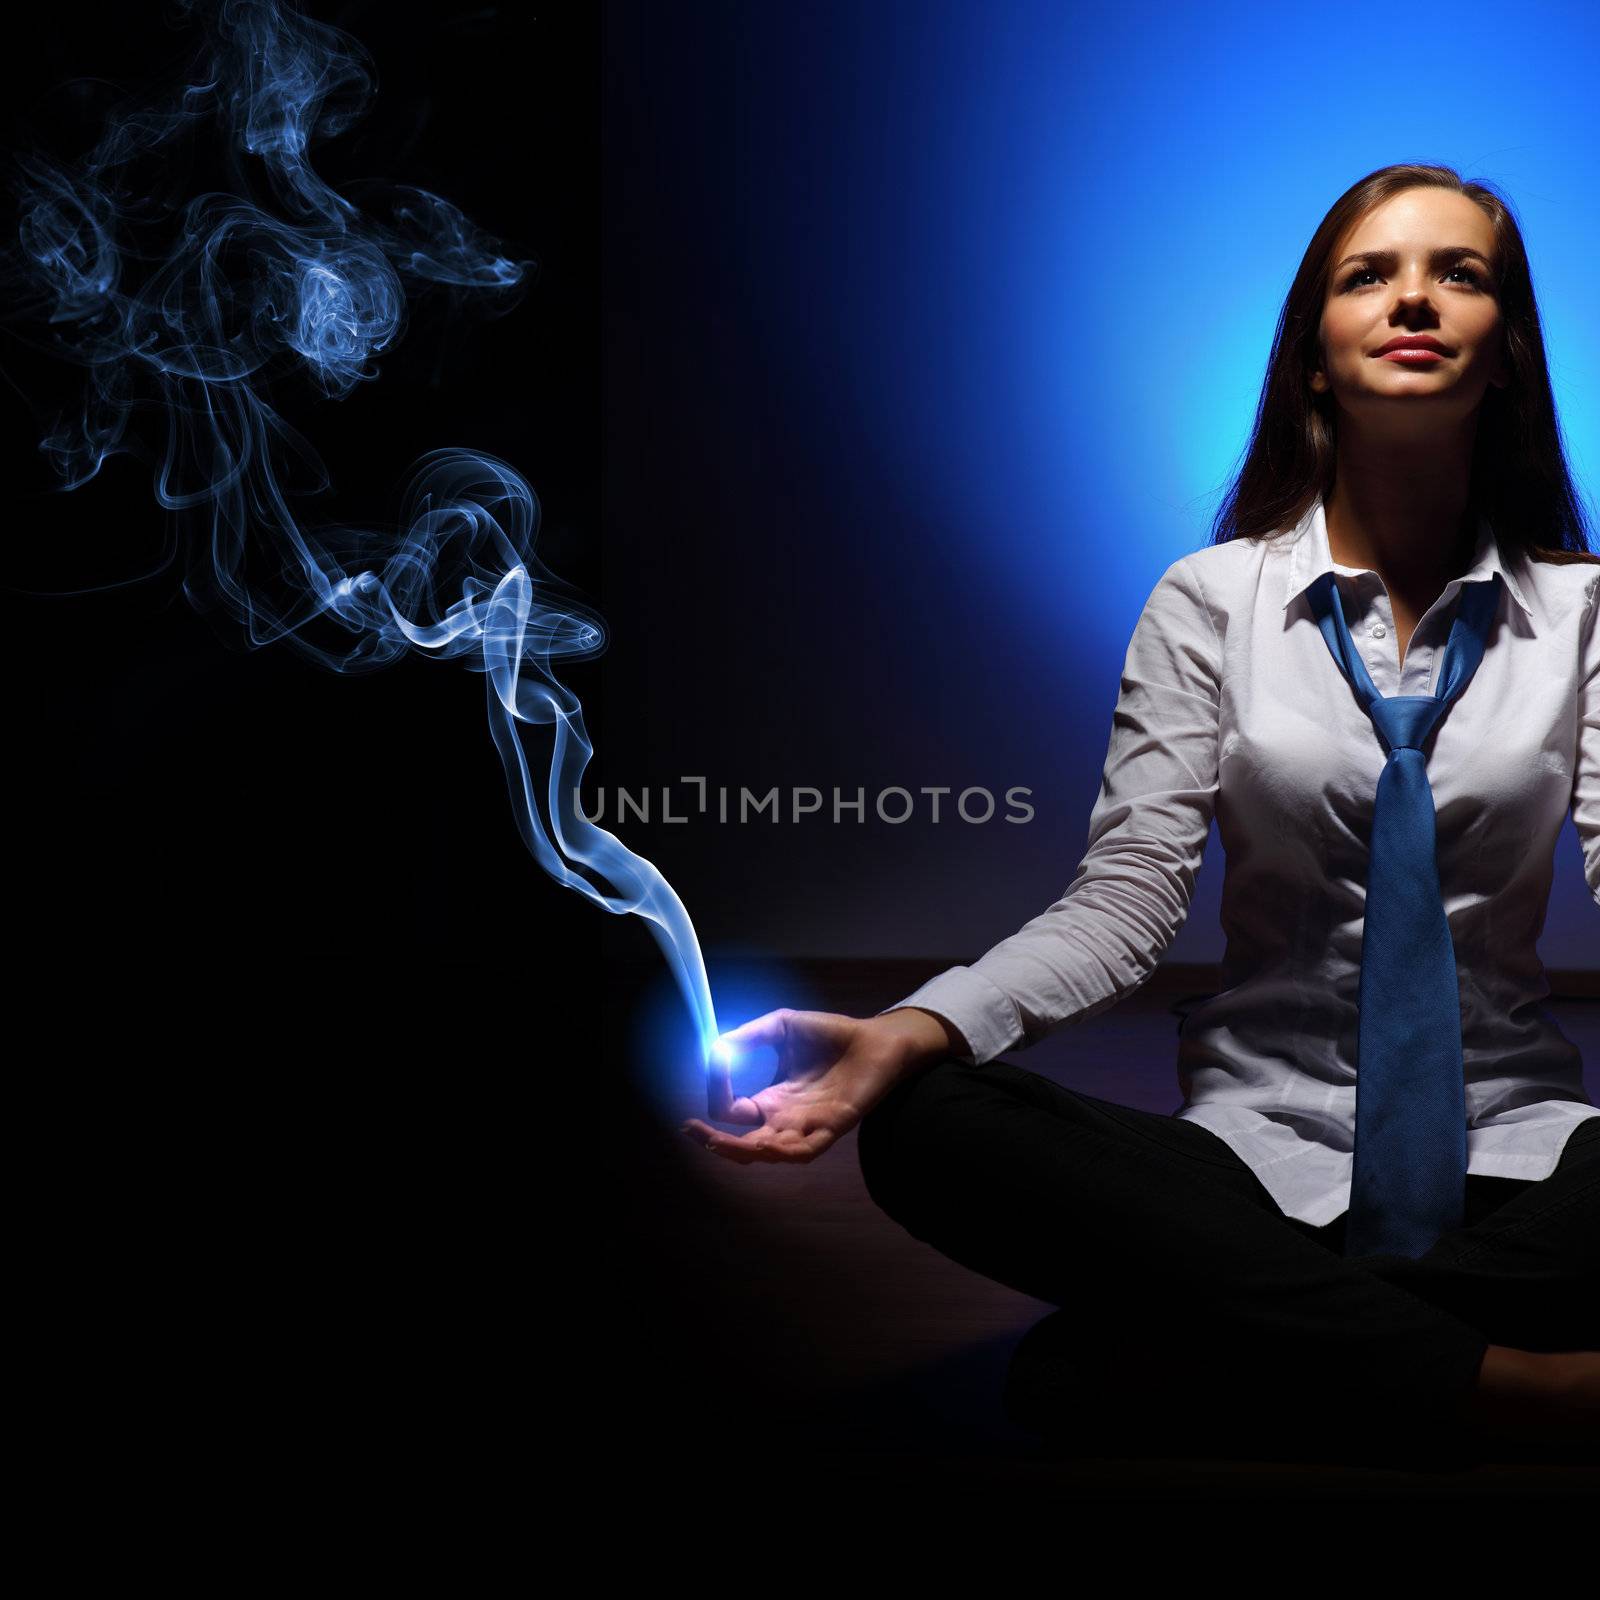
[682,163,1600,1468]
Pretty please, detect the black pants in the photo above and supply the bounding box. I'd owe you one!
[856,1056,1600,1467]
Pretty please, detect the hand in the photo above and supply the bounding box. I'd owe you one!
[681,1006,956,1165]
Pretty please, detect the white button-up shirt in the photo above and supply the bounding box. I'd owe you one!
[880,496,1600,1226]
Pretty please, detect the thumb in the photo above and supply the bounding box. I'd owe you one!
[704,1008,791,1124]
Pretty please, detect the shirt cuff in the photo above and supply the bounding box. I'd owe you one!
[873,965,1027,1065]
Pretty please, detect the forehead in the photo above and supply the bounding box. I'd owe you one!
[1338,188,1494,253]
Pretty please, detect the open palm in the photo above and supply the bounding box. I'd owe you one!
[682,1007,913,1165]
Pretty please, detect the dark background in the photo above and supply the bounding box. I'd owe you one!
[3,1,603,1018]
[3,0,607,1517]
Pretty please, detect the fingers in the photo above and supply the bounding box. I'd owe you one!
[705,1042,761,1125]
[711,1008,791,1058]
[706,1009,791,1123]
[681,1118,834,1165]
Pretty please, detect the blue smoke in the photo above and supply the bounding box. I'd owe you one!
[7,0,721,1058]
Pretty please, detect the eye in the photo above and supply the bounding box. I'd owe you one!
[1339,264,1486,291]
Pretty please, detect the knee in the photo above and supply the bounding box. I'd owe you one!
[856,1055,975,1216]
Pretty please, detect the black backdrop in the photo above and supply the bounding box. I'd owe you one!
[4,1,609,1516]
[4,2,602,1018]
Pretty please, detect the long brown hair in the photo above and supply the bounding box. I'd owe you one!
[1206,163,1599,566]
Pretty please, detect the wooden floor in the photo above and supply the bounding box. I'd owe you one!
[601,954,1600,1502]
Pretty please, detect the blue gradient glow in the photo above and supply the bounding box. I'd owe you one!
[9,0,722,1055]
[599,0,1600,968]
[744,0,1600,620]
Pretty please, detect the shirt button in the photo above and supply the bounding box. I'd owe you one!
[1372,624,1387,638]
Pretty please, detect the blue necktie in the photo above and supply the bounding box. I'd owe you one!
[1305,570,1501,1261]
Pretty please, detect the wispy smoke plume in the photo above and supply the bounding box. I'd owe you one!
[6,0,720,1055]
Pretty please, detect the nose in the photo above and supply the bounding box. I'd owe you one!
[1392,288,1440,322]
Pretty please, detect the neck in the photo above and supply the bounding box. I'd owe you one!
[1324,414,1480,597]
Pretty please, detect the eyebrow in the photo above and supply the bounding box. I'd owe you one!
[1333,246,1494,272]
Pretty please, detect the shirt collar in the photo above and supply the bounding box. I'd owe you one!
[1280,496,1533,618]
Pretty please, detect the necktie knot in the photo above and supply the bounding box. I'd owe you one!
[1367,694,1447,754]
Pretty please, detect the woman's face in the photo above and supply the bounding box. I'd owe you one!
[1310,187,1509,428]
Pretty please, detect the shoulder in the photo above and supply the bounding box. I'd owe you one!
[1160,537,1266,588]
[1157,536,1277,617]
[1516,546,1600,613]
[1137,541,1268,653]
[1169,534,1283,580]
[1523,546,1600,609]
[1508,547,1600,645]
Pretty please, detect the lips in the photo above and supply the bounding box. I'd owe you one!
[1373,336,1451,356]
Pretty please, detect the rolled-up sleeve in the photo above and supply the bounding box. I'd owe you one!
[876,556,1224,1064]
[1572,574,1600,909]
